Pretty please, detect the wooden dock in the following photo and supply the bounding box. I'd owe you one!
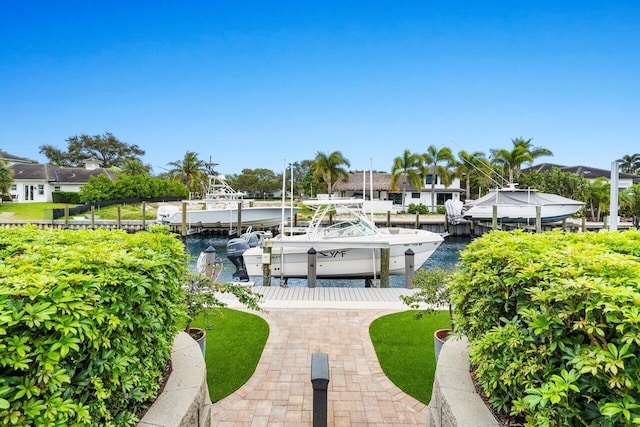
[215,285,422,309]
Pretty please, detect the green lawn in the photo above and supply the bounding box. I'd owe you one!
[369,310,450,403]
[191,308,269,403]
[0,202,71,220]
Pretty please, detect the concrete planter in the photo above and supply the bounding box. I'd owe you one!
[138,332,211,427]
[426,336,499,427]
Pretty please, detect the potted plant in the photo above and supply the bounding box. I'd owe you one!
[184,273,224,356]
[401,268,454,362]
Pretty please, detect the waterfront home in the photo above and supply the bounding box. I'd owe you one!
[524,163,640,191]
[331,169,463,211]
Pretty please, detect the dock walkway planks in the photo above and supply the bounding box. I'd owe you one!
[215,285,420,309]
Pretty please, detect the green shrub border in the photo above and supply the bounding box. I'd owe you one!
[0,226,188,426]
[450,230,640,426]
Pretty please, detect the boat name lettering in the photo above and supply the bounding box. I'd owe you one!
[319,250,348,258]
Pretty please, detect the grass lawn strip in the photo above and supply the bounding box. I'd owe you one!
[369,310,450,403]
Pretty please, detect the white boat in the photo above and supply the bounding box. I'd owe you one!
[156,175,297,229]
[453,184,584,223]
[226,199,444,280]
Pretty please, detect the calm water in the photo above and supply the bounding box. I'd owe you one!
[184,235,471,288]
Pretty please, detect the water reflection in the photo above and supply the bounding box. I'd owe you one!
[184,235,471,288]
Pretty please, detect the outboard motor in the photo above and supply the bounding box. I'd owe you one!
[226,238,250,282]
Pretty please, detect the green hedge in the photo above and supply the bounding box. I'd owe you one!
[450,230,640,426]
[0,226,188,426]
[52,191,82,204]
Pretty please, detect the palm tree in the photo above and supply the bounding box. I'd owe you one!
[617,154,640,174]
[455,150,491,200]
[391,149,423,212]
[421,145,455,212]
[490,138,553,184]
[119,158,151,176]
[167,151,207,197]
[586,177,610,221]
[0,159,13,198]
[312,151,350,197]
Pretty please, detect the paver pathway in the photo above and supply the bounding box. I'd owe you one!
[210,308,427,426]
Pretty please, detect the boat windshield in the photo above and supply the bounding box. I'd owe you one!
[322,219,376,238]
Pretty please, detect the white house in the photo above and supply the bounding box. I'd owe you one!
[524,163,640,191]
[1,151,116,202]
[332,169,463,211]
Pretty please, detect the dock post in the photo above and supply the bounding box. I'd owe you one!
[415,212,420,229]
[262,244,272,286]
[311,353,330,427]
[64,204,69,229]
[581,216,586,232]
[380,248,390,288]
[386,211,391,227]
[307,248,317,288]
[203,246,217,279]
[117,205,122,229]
[237,202,243,234]
[142,201,146,230]
[535,206,542,233]
[181,202,187,237]
[492,205,498,230]
[404,248,415,288]
[90,205,96,229]
[294,213,298,227]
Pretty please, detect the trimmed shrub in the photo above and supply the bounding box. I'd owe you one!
[52,191,82,204]
[450,230,640,426]
[408,203,428,214]
[0,226,188,426]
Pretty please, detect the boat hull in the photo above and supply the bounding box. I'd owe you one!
[463,204,582,223]
[243,229,443,278]
[164,206,296,228]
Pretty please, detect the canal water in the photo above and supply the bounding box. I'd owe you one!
[184,236,471,288]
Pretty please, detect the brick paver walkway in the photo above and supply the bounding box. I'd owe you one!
[210,308,427,426]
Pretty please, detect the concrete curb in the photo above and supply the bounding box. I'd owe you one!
[138,332,212,427]
[426,337,499,427]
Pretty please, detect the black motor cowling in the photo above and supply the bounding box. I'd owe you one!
[226,238,250,282]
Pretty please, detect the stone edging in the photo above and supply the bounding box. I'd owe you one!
[426,336,499,427]
[138,332,211,427]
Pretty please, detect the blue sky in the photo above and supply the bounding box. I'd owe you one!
[1,1,638,176]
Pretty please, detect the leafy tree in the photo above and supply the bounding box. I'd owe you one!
[39,132,145,168]
[391,149,423,212]
[78,174,188,203]
[312,151,351,196]
[617,154,640,174]
[226,168,280,196]
[0,159,13,198]
[585,177,610,221]
[119,158,152,176]
[421,145,455,212]
[166,151,207,197]
[517,167,590,202]
[490,137,553,184]
[295,160,319,198]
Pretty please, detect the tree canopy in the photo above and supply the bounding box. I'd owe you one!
[39,132,145,168]
[0,159,13,198]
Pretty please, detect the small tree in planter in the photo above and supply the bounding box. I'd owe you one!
[184,273,264,355]
[401,268,453,361]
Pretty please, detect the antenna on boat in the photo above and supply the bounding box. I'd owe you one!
[281,159,286,235]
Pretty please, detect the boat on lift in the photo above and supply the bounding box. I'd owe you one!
[156,174,297,229]
[447,184,584,224]
[226,198,444,280]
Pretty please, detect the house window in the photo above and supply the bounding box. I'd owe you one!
[10,184,16,191]
[425,175,434,185]
[437,193,452,206]
[411,192,420,199]
[38,185,45,195]
[54,186,61,191]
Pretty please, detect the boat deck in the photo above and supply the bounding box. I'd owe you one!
[215,285,420,309]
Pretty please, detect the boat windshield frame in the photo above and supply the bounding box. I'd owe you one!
[303,199,379,237]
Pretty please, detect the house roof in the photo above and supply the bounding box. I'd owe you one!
[10,163,116,183]
[524,163,640,182]
[0,150,34,164]
[332,170,392,191]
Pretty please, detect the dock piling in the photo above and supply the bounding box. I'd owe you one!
[404,249,415,288]
[311,353,330,427]
[307,248,317,288]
